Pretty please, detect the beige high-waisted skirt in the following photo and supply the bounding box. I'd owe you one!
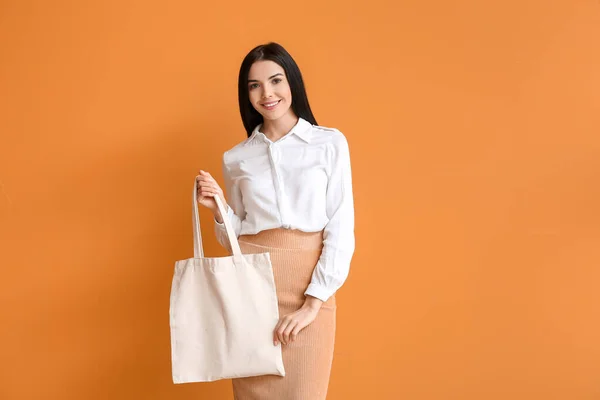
[233,228,337,400]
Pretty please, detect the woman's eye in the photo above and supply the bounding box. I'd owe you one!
[272,78,281,84]
[249,83,259,89]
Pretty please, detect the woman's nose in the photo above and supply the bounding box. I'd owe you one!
[261,88,273,98]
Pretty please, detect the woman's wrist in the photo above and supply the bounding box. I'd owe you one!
[303,295,324,311]
[213,203,229,223]
[213,208,223,223]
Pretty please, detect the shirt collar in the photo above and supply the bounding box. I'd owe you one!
[245,117,312,146]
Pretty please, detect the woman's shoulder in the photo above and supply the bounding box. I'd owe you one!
[221,143,245,167]
[220,132,255,164]
[310,122,341,135]
[309,123,349,149]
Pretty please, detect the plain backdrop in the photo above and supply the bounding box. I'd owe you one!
[1,0,599,399]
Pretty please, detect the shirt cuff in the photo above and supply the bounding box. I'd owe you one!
[304,283,334,303]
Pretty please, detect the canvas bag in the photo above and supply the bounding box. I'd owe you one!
[169,179,285,383]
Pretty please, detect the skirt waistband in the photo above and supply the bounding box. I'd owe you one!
[238,228,324,250]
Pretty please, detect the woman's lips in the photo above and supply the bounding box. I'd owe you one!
[262,99,281,110]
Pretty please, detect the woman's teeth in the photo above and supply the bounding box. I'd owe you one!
[263,100,280,109]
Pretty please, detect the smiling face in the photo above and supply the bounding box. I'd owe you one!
[247,60,295,122]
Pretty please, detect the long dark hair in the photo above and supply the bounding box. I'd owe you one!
[238,42,318,137]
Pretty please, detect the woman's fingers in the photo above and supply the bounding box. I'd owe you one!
[196,171,224,209]
[283,321,297,344]
[199,170,213,179]
[200,191,217,197]
[290,324,303,342]
[197,171,213,183]
[197,176,215,184]
[196,181,218,197]
[196,176,221,192]
[199,189,219,198]
[278,317,302,345]
[273,309,316,345]
[273,320,282,345]
[276,318,292,345]
[203,182,219,191]
[197,177,222,191]
[197,183,216,191]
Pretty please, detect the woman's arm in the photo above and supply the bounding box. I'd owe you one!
[304,131,355,302]
[214,153,245,251]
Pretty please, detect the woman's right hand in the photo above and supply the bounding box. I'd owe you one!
[196,170,228,218]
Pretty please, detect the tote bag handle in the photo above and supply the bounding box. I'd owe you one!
[192,179,244,266]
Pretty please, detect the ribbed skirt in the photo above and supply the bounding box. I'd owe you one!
[232,228,337,400]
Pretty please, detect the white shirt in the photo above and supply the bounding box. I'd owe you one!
[214,116,355,302]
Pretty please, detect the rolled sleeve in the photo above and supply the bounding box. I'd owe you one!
[304,132,355,302]
[214,153,244,252]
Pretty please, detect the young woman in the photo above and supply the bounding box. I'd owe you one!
[195,42,355,400]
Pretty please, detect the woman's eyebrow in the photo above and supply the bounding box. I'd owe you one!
[248,73,283,83]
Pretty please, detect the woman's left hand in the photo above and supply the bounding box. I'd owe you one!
[273,297,323,346]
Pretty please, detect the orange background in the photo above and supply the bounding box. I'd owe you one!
[1,1,599,399]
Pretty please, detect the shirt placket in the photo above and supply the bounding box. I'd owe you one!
[267,141,290,229]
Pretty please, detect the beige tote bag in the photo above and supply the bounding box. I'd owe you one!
[169,179,285,384]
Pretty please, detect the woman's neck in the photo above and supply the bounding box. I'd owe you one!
[260,113,299,142]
